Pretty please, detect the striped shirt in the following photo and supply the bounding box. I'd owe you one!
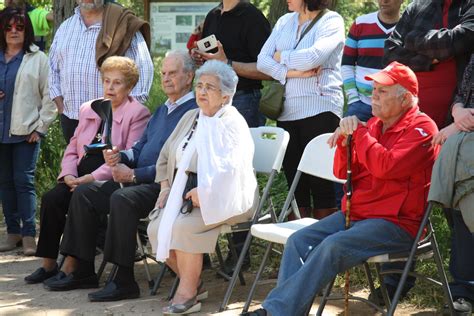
[257,11,345,121]
[49,7,154,120]
[342,12,396,106]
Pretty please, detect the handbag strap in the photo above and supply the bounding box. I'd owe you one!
[295,8,328,48]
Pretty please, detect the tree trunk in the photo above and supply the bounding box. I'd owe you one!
[53,0,76,33]
[268,0,288,26]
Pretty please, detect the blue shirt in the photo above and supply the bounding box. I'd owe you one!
[120,94,197,184]
[0,50,27,143]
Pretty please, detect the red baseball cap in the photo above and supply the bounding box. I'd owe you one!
[365,61,418,96]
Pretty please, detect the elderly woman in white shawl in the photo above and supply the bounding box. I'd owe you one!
[147,60,257,315]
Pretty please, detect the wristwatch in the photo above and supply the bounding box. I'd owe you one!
[132,173,137,184]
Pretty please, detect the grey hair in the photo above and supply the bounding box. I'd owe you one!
[195,60,238,99]
[396,84,418,105]
[165,50,195,73]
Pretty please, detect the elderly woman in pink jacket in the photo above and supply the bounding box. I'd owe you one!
[25,56,150,285]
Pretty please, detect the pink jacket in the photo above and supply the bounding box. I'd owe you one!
[58,97,150,180]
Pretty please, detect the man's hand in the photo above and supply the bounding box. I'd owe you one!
[195,41,228,63]
[103,146,121,167]
[432,123,460,145]
[26,131,41,143]
[111,163,134,183]
[340,115,363,135]
[287,68,320,78]
[54,96,64,115]
[185,188,200,208]
[452,104,474,132]
[327,127,342,148]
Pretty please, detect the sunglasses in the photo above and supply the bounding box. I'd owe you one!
[5,23,25,32]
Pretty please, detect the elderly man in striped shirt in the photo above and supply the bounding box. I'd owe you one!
[49,0,153,143]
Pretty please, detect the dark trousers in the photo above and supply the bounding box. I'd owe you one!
[278,111,340,209]
[446,209,474,301]
[36,183,73,259]
[60,181,160,268]
[60,114,79,144]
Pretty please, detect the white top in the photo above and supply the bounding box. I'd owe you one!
[48,7,154,120]
[257,11,345,121]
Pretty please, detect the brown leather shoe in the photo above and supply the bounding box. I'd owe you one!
[0,234,22,252]
[312,207,338,219]
[22,236,37,256]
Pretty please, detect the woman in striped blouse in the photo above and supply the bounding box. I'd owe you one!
[257,0,345,219]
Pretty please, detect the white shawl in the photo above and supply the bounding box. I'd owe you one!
[155,105,256,261]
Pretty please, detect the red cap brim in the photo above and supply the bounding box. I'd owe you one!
[364,71,397,85]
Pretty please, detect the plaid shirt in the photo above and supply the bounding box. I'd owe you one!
[384,0,474,72]
[49,7,154,120]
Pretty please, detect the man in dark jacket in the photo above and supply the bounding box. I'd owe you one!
[24,50,197,302]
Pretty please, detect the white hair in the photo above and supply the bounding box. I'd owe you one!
[396,85,418,106]
[76,0,104,10]
[165,50,195,73]
[195,60,238,98]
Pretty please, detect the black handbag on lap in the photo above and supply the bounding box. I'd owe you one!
[181,172,198,214]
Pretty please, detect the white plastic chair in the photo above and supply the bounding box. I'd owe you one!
[218,126,290,311]
[242,133,345,313]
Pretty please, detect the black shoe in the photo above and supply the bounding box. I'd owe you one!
[88,280,140,302]
[43,272,98,291]
[43,271,67,287]
[240,308,267,316]
[367,285,409,306]
[25,265,59,284]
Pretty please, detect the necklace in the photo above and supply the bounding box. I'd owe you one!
[182,114,199,151]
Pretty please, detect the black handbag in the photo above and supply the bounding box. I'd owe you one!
[259,9,328,120]
[181,172,198,214]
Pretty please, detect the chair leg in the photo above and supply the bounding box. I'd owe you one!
[220,231,254,312]
[107,264,118,284]
[315,278,335,316]
[136,232,153,289]
[150,263,168,296]
[430,222,455,315]
[57,254,65,270]
[167,276,180,301]
[242,242,274,313]
[226,234,246,286]
[374,263,391,309]
[96,259,107,282]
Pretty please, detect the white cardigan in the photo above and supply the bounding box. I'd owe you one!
[10,45,57,136]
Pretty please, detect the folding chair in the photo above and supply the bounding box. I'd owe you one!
[242,133,345,313]
[316,201,455,316]
[218,126,290,311]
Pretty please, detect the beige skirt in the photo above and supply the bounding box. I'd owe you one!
[147,205,255,255]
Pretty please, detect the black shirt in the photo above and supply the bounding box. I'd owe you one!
[202,1,271,91]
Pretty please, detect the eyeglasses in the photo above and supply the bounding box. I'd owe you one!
[195,82,220,93]
[5,23,25,32]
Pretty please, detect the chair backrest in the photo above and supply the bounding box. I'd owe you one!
[297,133,345,184]
[250,126,290,175]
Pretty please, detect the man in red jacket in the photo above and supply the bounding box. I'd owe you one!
[243,61,439,316]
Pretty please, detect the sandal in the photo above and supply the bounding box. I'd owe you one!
[162,296,201,315]
[196,280,208,301]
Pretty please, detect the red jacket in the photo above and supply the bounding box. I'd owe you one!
[334,106,439,237]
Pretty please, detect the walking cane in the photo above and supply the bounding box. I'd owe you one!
[344,134,353,316]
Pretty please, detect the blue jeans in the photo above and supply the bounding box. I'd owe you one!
[344,100,373,122]
[232,89,264,127]
[0,141,40,236]
[262,211,414,316]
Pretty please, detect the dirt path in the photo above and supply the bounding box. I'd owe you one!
[0,222,439,315]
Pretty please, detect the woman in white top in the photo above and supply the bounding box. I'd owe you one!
[147,60,257,315]
[257,0,344,219]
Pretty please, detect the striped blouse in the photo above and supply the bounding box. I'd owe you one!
[257,11,345,121]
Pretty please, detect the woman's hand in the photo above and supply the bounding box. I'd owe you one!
[452,104,474,132]
[273,51,282,63]
[26,131,41,143]
[156,187,171,209]
[185,188,200,208]
[103,146,121,167]
[63,175,77,189]
[67,174,94,191]
[432,123,460,145]
[327,127,342,148]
